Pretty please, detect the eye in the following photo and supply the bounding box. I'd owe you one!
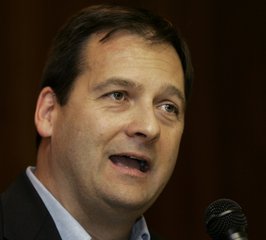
[108,91,127,101]
[161,103,179,115]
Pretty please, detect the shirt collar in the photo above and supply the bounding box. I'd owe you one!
[26,166,150,240]
[130,217,150,240]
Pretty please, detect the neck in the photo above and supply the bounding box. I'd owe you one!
[72,202,141,240]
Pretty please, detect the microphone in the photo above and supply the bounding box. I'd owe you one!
[204,198,248,240]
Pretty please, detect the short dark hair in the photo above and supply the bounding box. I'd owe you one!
[37,4,193,145]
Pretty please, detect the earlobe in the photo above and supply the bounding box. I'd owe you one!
[35,87,57,138]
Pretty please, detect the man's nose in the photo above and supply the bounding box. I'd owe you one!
[125,104,161,143]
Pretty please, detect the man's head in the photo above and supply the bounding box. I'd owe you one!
[34,4,193,232]
[40,4,192,104]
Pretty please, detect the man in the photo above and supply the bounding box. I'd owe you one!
[0,4,193,240]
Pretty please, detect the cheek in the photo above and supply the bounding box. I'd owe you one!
[159,128,183,172]
[163,127,183,154]
[91,111,127,139]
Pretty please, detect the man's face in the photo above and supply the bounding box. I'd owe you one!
[50,33,185,215]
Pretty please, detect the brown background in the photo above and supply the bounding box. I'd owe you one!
[0,0,265,239]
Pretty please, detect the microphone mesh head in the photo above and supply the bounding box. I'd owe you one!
[204,199,248,240]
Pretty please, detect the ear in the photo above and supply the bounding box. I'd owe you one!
[35,87,58,138]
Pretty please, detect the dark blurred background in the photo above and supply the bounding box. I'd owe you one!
[0,0,265,239]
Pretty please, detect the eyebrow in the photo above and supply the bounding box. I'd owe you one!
[92,77,142,91]
[162,85,186,109]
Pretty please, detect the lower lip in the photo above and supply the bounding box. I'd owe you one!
[109,159,149,178]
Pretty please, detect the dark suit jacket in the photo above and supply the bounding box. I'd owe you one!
[0,172,61,240]
[0,172,162,240]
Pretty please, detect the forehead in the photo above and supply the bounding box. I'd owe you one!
[78,32,184,98]
[84,31,182,70]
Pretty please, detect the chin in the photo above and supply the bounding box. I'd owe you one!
[103,191,157,215]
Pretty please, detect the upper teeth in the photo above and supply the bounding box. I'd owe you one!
[128,156,143,161]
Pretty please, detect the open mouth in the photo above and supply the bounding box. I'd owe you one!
[109,155,150,173]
